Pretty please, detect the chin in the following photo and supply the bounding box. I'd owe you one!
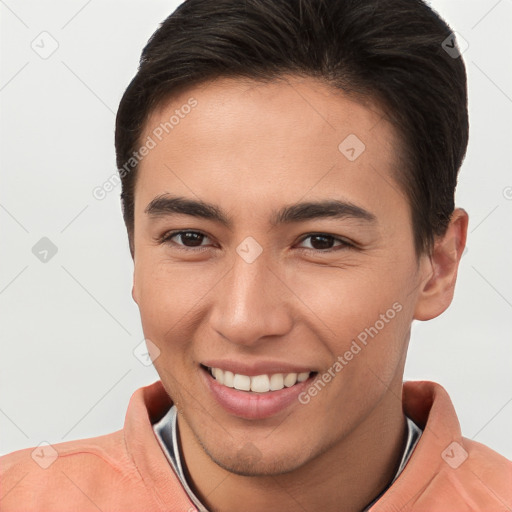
[201,439,313,477]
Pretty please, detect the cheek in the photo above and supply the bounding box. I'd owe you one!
[134,256,219,340]
[287,263,407,335]
[289,262,414,393]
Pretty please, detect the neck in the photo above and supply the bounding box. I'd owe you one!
[177,385,407,512]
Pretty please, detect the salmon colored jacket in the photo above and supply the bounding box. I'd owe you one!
[1,380,511,511]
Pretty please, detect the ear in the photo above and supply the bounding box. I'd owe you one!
[132,281,139,305]
[414,208,468,321]
[131,259,139,305]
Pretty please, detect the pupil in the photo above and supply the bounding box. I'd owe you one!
[311,235,333,250]
[183,232,203,246]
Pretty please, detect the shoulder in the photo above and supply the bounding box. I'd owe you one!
[0,381,193,511]
[0,430,156,511]
[373,381,512,511]
[413,439,512,511]
[461,437,512,496]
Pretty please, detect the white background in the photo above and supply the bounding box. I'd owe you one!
[1,0,511,459]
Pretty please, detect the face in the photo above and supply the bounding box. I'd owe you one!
[132,76,429,476]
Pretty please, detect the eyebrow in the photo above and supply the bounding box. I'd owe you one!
[144,194,376,228]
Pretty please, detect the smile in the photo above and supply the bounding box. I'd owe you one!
[207,366,311,393]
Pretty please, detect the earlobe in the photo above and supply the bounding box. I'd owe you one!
[413,208,468,321]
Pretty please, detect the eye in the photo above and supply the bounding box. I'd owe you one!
[296,233,353,252]
[160,230,213,249]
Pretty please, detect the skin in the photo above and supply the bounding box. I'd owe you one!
[131,75,468,512]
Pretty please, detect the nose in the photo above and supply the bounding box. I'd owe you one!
[209,251,294,347]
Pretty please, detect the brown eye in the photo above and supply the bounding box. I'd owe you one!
[161,230,211,248]
[297,234,351,251]
[178,232,206,246]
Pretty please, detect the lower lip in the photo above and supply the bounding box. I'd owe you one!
[200,366,315,420]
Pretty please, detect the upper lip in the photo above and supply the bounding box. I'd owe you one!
[201,359,315,376]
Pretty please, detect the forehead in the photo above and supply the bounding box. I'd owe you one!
[135,75,405,218]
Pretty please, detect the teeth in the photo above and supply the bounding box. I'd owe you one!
[269,373,284,391]
[223,370,234,388]
[209,367,311,393]
[250,374,270,393]
[233,373,251,391]
[297,372,309,382]
[212,367,224,385]
[284,373,298,387]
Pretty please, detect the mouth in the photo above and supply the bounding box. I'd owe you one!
[199,364,318,420]
[203,364,313,392]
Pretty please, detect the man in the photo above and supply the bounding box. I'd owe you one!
[1,0,511,510]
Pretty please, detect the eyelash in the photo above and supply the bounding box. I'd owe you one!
[158,230,354,253]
